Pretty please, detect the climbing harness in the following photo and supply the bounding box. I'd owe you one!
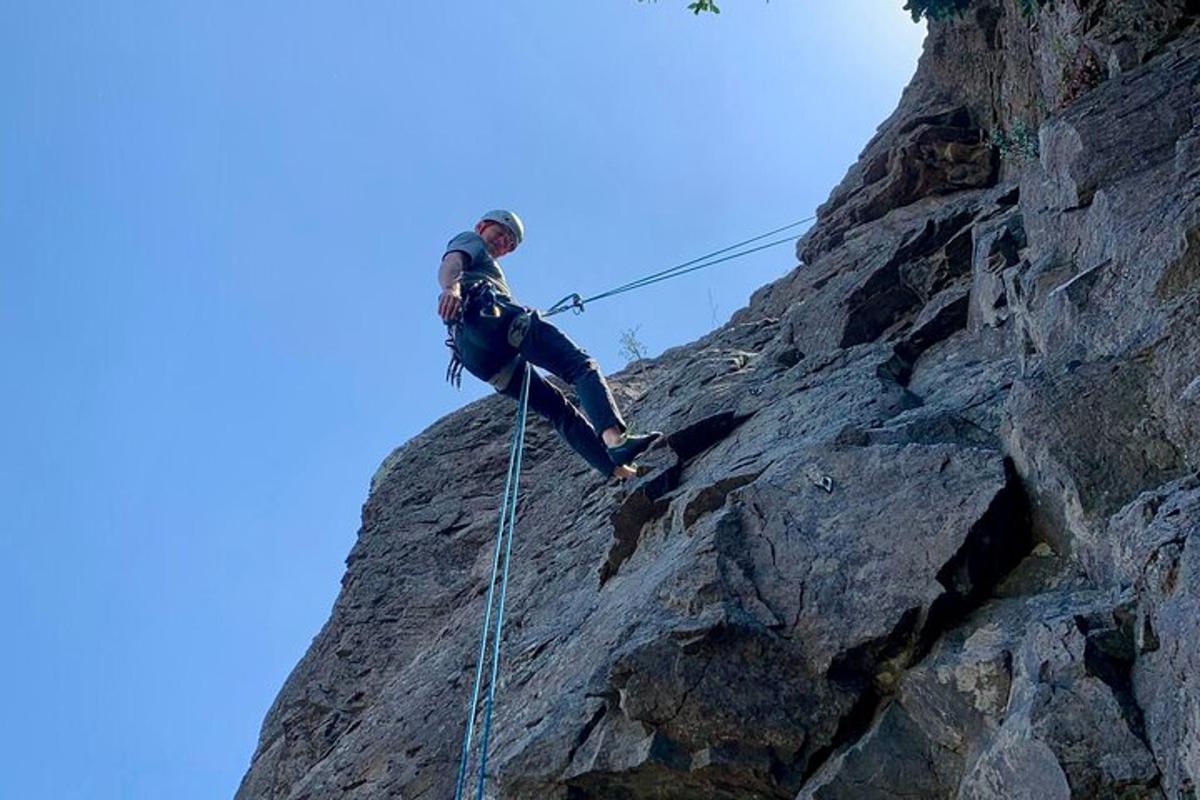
[445,281,533,388]
[454,364,532,800]
[449,213,818,795]
[445,281,495,388]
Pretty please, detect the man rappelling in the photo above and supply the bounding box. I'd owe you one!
[438,210,662,480]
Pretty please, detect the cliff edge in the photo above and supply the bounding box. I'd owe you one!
[238,2,1200,797]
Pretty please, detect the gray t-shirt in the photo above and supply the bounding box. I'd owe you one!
[444,231,513,299]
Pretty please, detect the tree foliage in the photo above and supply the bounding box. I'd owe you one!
[639,0,722,14]
[618,326,648,365]
[647,0,969,23]
[902,0,973,22]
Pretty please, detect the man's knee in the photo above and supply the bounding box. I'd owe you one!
[567,356,601,385]
[524,316,597,382]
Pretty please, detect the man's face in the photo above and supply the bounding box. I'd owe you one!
[476,221,517,257]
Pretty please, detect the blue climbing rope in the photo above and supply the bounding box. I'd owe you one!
[545,214,816,317]
[454,364,532,800]
[452,213,817,795]
[473,363,531,797]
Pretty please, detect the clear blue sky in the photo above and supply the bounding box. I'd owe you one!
[0,3,923,797]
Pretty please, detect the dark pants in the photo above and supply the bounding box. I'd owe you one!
[454,298,626,476]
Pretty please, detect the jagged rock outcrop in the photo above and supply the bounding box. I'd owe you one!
[237,1,1200,798]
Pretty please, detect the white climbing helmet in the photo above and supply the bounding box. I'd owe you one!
[480,209,525,247]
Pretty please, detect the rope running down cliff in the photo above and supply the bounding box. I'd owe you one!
[454,213,817,799]
[454,365,532,800]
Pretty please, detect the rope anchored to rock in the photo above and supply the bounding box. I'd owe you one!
[545,214,816,316]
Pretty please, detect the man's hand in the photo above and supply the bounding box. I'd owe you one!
[438,285,462,322]
[437,251,466,322]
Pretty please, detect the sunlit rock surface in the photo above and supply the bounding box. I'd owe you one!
[238,2,1200,797]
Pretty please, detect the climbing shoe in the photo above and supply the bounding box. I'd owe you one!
[607,432,664,467]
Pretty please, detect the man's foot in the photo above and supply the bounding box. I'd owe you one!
[611,464,638,481]
[607,432,664,467]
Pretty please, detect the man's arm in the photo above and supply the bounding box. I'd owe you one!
[437,250,466,322]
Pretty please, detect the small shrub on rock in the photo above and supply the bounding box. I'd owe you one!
[989,119,1040,161]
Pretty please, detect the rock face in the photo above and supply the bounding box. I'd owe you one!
[237,2,1200,798]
